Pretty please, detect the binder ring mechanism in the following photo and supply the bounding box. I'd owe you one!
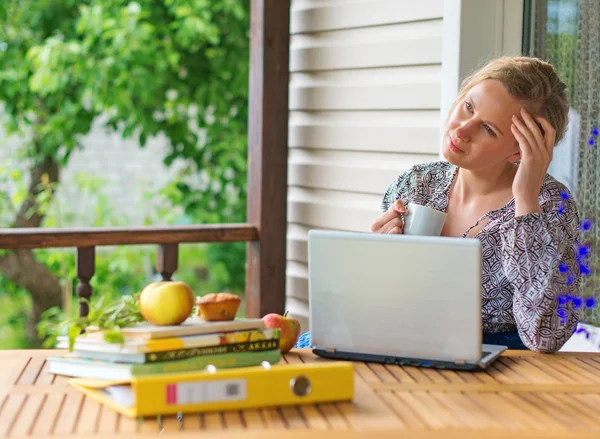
[290,375,312,397]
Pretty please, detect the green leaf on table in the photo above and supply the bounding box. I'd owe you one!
[103,330,125,345]
[67,325,82,351]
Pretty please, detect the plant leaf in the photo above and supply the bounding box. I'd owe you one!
[103,330,125,345]
[67,325,82,351]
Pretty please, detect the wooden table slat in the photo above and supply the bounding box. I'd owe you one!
[366,363,401,384]
[381,364,416,383]
[411,391,463,429]
[262,407,287,429]
[160,414,182,433]
[542,393,599,429]
[0,394,26,437]
[95,404,118,434]
[241,409,266,430]
[539,358,589,384]
[16,357,46,386]
[419,367,451,384]
[554,357,600,384]
[524,358,579,384]
[8,394,45,437]
[519,392,590,431]
[298,404,330,430]
[52,392,84,435]
[29,393,65,437]
[393,391,445,430]
[316,403,349,430]
[222,410,246,430]
[379,391,424,429]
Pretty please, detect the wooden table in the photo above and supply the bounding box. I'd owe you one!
[1,348,599,438]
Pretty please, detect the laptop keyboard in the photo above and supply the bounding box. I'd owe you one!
[481,351,492,360]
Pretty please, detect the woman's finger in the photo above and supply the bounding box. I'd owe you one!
[388,226,403,235]
[520,109,548,160]
[371,207,401,232]
[535,116,556,155]
[511,123,532,160]
[392,199,407,215]
[512,115,538,159]
[380,217,404,234]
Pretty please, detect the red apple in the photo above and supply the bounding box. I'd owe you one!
[262,311,301,353]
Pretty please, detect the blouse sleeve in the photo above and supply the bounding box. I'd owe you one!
[381,168,413,212]
[499,194,581,353]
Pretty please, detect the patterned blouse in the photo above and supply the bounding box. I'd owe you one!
[380,161,581,353]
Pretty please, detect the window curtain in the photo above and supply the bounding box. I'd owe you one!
[534,0,600,324]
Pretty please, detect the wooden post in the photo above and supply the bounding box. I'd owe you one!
[76,246,95,317]
[157,243,178,281]
[245,0,290,318]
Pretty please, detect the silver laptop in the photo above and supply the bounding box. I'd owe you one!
[308,230,506,371]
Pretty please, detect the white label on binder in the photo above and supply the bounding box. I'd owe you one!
[168,379,247,405]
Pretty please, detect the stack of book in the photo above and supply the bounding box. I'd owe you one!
[47,317,281,381]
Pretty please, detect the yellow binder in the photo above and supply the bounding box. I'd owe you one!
[69,361,354,418]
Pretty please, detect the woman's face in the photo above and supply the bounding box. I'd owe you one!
[442,79,523,171]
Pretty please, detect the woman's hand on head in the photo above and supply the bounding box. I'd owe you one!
[510,108,556,216]
[370,200,406,234]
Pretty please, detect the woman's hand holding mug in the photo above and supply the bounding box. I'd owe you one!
[370,200,406,234]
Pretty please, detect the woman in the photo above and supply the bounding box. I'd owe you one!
[296,56,581,353]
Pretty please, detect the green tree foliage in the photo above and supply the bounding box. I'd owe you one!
[0,0,250,344]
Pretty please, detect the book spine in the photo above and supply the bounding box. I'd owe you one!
[131,349,281,375]
[145,339,280,363]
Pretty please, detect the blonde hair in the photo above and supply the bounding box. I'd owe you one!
[451,56,569,144]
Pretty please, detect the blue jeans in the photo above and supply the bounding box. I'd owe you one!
[294,330,528,350]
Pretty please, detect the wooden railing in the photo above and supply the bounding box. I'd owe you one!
[0,224,260,318]
[0,0,291,321]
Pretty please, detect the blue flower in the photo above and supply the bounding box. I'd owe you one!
[577,243,591,259]
[581,219,593,231]
[560,191,570,200]
[558,295,568,306]
[589,137,596,147]
[592,126,599,137]
[585,297,597,309]
[558,262,569,274]
[579,263,592,277]
[573,297,583,309]
[567,275,575,285]
[558,204,565,215]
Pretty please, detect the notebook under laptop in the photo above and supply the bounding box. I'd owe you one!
[308,230,506,371]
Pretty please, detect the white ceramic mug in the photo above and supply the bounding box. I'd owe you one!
[403,203,447,236]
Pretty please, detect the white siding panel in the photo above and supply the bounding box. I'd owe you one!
[290,65,441,87]
[289,82,440,110]
[288,149,437,194]
[289,124,440,153]
[291,20,442,48]
[292,0,352,10]
[286,261,309,301]
[286,297,310,334]
[289,110,440,124]
[288,200,379,231]
[291,0,444,34]
[291,36,442,72]
[287,236,308,264]
[285,0,444,330]
[289,148,436,168]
